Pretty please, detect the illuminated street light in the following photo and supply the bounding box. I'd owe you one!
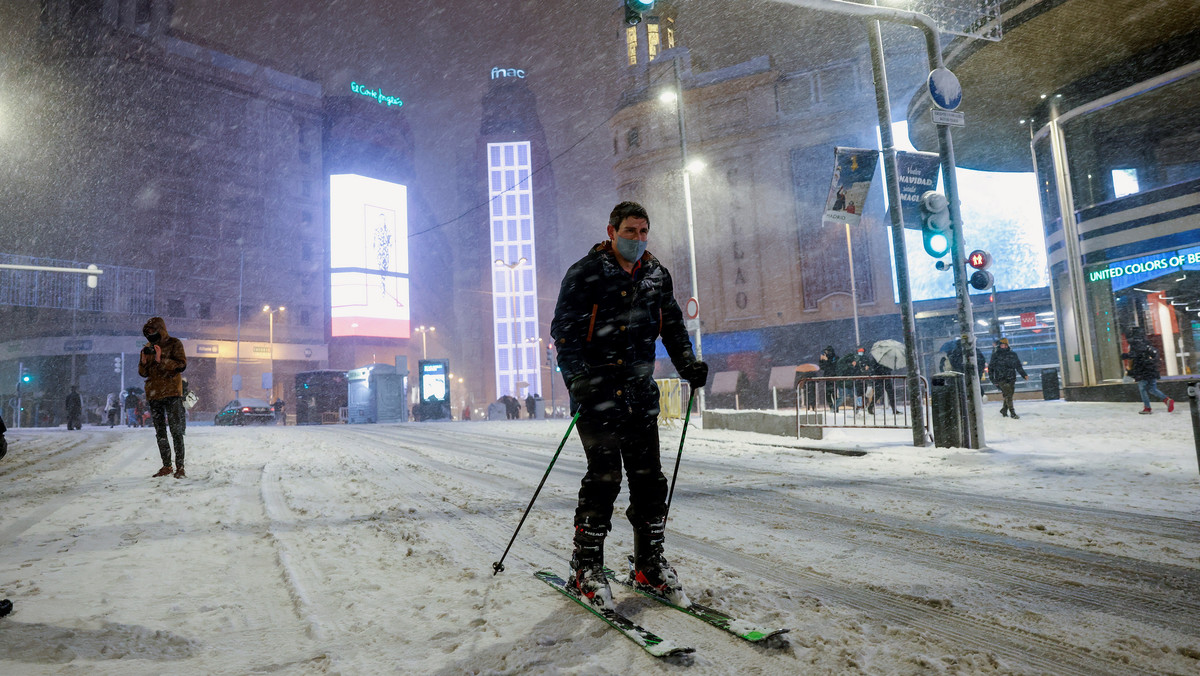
[663,57,705,411]
[415,325,436,359]
[263,305,285,399]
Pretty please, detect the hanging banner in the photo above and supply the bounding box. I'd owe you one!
[895,150,942,230]
[822,147,879,228]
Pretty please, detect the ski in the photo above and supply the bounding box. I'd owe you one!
[605,567,789,647]
[534,570,695,661]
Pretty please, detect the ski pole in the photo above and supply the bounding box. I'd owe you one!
[492,411,581,575]
[664,387,697,519]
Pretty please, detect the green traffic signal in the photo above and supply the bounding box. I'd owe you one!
[20,371,31,383]
[919,191,951,258]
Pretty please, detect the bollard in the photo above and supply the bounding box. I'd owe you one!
[1190,382,1200,477]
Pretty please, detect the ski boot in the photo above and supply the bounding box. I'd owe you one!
[568,524,614,612]
[630,520,690,607]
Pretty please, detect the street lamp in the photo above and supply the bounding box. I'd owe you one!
[263,305,285,399]
[415,325,435,359]
[663,56,705,411]
[495,258,528,396]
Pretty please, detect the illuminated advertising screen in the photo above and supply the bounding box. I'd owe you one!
[418,359,449,401]
[329,174,410,338]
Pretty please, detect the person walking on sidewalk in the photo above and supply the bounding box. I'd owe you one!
[551,201,708,612]
[138,316,189,478]
[1121,327,1174,415]
[988,337,1028,418]
[64,386,83,430]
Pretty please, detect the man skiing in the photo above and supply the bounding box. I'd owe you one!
[138,316,188,478]
[550,201,708,612]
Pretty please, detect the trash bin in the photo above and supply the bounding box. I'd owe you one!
[1041,368,1060,400]
[930,371,968,448]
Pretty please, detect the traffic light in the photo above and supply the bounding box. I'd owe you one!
[624,0,654,25]
[967,248,994,291]
[918,190,951,258]
[20,369,31,384]
[114,356,123,374]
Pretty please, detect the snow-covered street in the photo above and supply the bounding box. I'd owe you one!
[2,399,1199,675]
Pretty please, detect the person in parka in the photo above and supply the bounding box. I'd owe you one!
[1121,326,1174,415]
[137,316,188,478]
[988,337,1028,418]
[550,201,708,613]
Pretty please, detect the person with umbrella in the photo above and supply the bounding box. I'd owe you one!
[869,339,905,415]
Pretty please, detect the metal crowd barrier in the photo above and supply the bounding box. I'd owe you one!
[796,375,930,433]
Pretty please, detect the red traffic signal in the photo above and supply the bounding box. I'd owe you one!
[967,249,991,270]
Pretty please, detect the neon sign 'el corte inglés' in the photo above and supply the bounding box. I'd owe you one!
[350,82,403,107]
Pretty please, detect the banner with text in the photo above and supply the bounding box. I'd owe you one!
[895,150,942,229]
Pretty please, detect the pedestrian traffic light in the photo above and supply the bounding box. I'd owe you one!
[918,190,951,258]
[624,0,655,25]
[20,369,31,384]
[967,248,994,290]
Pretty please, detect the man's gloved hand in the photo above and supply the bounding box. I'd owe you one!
[679,360,709,389]
[569,374,604,406]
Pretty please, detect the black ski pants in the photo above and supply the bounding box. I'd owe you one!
[149,396,186,468]
[574,395,667,538]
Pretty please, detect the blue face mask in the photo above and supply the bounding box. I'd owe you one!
[614,236,647,263]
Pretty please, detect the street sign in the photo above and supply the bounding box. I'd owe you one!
[685,297,699,319]
[927,68,963,110]
[1020,312,1036,328]
[930,109,965,127]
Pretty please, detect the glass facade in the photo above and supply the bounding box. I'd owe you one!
[487,142,542,398]
[1035,65,1200,387]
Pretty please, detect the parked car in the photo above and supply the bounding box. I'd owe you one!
[214,398,276,426]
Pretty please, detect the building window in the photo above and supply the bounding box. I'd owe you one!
[626,127,640,150]
[300,309,311,326]
[647,22,660,62]
[302,242,313,262]
[198,302,211,320]
[665,18,676,50]
[626,26,638,66]
[299,150,310,164]
[167,298,185,317]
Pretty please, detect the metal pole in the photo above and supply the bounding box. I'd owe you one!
[673,56,705,414]
[991,282,1002,341]
[15,360,22,428]
[492,411,582,575]
[1190,381,1200,477]
[665,388,697,519]
[937,122,985,448]
[866,10,928,446]
[235,245,243,400]
[844,222,860,346]
[268,311,274,399]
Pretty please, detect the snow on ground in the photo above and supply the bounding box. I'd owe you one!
[1,398,1199,675]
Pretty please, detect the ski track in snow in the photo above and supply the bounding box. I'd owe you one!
[1,399,1198,675]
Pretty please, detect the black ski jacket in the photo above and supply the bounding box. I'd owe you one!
[988,347,1027,384]
[1122,339,1160,382]
[551,241,696,399]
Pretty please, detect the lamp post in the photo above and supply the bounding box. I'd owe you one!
[415,325,436,359]
[263,305,285,399]
[495,258,527,396]
[662,56,705,412]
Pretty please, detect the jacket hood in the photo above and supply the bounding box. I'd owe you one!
[142,316,169,340]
